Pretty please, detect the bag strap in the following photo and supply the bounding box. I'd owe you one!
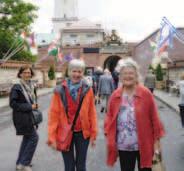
[58,83,90,131]
[19,83,32,104]
[34,87,38,104]
[71,84,90,131]
[71,94,85,131]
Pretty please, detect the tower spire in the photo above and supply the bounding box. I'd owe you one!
[53,0,78,33]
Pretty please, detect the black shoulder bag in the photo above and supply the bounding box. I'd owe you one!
[32,88,43,126]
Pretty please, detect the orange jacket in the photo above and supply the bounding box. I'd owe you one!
[47,85,98,149]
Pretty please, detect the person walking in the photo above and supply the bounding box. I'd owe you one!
[144,70,156,93]
[93,66,103,104]
[112,68,119,89]
[178,73,184,127]
[98,68,114,113]
[47,59,98,171]
[9,65,39,171]
[104,58,165,171]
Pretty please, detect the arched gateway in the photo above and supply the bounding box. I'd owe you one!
[104,56,121,72]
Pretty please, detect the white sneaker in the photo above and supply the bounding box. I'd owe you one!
[22,166,32,171]
[16,164,24,170]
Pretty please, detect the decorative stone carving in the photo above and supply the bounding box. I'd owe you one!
[104,30,122,46]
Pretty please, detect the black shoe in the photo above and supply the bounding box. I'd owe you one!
[101,107,104,113]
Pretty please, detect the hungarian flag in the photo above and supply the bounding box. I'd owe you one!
[57,47,63,62]
[48,43,58,56]
[26,33,36,48]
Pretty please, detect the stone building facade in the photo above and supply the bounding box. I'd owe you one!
[37,30,134,75]
[0,60,45,86]
[134,28,184,82]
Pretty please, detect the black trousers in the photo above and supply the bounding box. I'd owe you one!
[16,129,39,166]
[62,132,89,171]
[119,151,152,171]
[179,104,184,127]
[148,88,154,94]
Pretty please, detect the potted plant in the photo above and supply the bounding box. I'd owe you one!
[155,64,164,89]
[47,65,56,87]
[148,64,155,74]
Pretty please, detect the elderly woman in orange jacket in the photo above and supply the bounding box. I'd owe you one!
[47,59,98,171]
[104,58,165,171]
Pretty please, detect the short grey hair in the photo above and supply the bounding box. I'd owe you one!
[68,59,85,72]
[117,57,141,82]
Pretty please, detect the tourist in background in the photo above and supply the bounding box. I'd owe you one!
[98,68,114,113]
[9,65,39,171]
[93,66,103,104]
[112,68,119,89]
[104,58,164,171]
[48,59,98,171]
[144,70,156,93]
[83,71,95,93]
[178,73,184,127]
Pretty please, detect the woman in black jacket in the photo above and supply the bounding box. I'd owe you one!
[9,65,39,171]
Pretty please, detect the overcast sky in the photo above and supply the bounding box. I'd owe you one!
[27,0,184,42]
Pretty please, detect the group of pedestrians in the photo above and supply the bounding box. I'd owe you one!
[9,57,165,171]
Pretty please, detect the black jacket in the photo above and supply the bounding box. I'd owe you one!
[9,84,34,135]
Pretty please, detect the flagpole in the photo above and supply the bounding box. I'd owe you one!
[3,42,24,61]
[2,38,24,60]
[3,45,24,63]
[162,17,184,44]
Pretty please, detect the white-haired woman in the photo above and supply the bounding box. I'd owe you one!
[104,58,165,171]
[48,59,98,171]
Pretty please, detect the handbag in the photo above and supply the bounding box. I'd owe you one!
[32,109,43,125]
[31,88,43,126]
[152,152,166,171]
[56,123,73,151]
[20,82,43,126]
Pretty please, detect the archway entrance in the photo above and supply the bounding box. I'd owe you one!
[104,56,121,72]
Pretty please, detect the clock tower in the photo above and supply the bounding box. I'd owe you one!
[53,0,78,33]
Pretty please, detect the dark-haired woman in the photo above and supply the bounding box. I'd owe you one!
[9,65,39,171]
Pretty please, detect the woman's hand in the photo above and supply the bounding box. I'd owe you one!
[50,142,57,150]
[32,104,37,110]
[90,140,96,148]
[154,139,161,154]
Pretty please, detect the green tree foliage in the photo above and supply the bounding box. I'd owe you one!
[0,0,38,62]
[0,0,38,34]
[155,64,164,81]
[48,66,56,80]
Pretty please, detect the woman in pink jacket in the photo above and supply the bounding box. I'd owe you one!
[104,58,165,171]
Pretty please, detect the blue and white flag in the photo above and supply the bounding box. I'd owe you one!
[157,17,176,55]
